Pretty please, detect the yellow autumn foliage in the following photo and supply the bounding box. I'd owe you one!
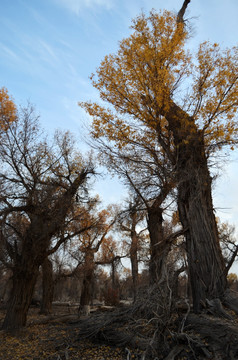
[79,10,238,154]
[0,87,17,131]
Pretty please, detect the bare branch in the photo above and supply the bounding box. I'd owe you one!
[177,0,191,24]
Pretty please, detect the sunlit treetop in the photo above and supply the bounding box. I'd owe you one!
[74,207,114,250]
[79,10,238,154]
[96,235,118,263]
[0,87,17,131]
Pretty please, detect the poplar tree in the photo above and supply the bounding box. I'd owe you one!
[80,1,238,311]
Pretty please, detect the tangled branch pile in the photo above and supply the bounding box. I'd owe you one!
[77,285,238,359]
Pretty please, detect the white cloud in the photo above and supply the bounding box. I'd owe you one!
[55,0,114,15]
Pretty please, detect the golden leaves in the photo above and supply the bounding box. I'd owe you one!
[0,312,125,360]
[97,235,118,263]
[79,10,190,165]
[0,87,17,131]
[191,42,238,147]
[80,8,238,157]
[80,10,190,128]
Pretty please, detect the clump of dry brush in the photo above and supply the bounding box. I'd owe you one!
[76,281,238,359]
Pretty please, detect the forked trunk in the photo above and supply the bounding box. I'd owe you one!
[2,265,39,330]
[177,134,227,312]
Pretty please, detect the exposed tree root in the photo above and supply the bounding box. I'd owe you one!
[206,298,233,319]
[76,287,238,359]
[223,289,238,314]
[185,313,238,359]
[27,314,79,327]
[163,345,184,360]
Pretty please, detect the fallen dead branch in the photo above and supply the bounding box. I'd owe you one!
[76,285,238,359]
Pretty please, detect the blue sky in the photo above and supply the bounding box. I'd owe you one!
[1,0,238,242]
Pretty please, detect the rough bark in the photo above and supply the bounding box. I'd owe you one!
[2,263,39,330]
[1,227,47,331]
[160,100,227,311]
[40,258,54,315]
[176,133,227,311]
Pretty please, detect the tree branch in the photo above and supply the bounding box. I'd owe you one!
[177,0,191,24]
[225,244,238,276]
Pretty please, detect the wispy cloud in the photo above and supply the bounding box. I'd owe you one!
[0,42,19,61]
[38,40,58,62]
[54,0,114,15]
[24,5,48,27]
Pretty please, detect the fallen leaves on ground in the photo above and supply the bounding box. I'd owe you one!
[0,307,128,360]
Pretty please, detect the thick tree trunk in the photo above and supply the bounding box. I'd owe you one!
[2,171,90,330]
[163,102,227,312]
[147,206,170,284]
[177,134,227,312]
[40,258,54,315]
[2,265,39,330]
[2,221,49,330]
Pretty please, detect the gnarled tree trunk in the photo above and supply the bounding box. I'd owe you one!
[2,171,90,330]
[2,263,39,330]
[176,132,227,312]
[163,100,227,312]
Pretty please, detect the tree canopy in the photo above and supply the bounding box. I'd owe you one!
[80,10,238,156]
